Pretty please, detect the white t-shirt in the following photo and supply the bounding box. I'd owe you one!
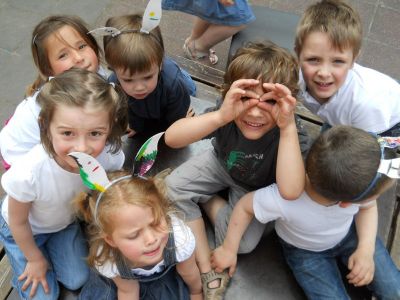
[298,63,400,134]
[0,66,109,165]
[253,184,362,252]
[1,144,124,235]
[97,215,195,279]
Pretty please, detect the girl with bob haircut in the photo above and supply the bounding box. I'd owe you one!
[0,68,127,300]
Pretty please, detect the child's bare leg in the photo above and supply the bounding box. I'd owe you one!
[194,24,246,52]
[201,195,227,225]
[187,218,213,274]
[188,17,210,42]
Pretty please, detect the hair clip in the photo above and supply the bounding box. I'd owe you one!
[88,0,161,37]
[109,82,115,88]
[69,131,164,224]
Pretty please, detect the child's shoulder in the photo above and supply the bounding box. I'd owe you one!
[351,63,399,92]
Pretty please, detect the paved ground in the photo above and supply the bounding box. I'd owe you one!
[0,0,399,299]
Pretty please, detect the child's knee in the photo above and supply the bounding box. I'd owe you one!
[60,266,89,290]
[237,238,258,254]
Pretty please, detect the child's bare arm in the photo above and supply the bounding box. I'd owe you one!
[8,197,49,298]
[165,79,260,148]
[176,253,202,299]
[211,192,255,276]
[347,201,377,286]
[259,83,305,200]
[113,276,140,300]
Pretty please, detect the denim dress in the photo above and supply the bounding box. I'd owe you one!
[162,0,255,26]
[116,232,190,300]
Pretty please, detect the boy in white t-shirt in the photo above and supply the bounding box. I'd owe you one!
[295,0,400,136]
[211,125,400,299]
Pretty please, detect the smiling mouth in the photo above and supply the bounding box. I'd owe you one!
[315,81,332,88]
[244,121,264,128]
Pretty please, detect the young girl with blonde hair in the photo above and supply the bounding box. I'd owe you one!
[0,15,106,168]
[0,68,127,300]
[74,168,202,300]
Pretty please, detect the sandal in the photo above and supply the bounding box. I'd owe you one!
[183,39,219,65]
[201,269,230,300]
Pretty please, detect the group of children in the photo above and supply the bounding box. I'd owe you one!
[0,0,399,299]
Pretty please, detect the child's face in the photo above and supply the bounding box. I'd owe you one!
[298,31,354,104]
[45,25,99,76]
[115,64,159,100]
[50,104,110,172]
[234,84,277,140]
[104,203,169,269]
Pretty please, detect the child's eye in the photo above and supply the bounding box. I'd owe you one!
[266,100,277,105]
[306,57,318,63]
[58,53,67,60]
[127,233,139,240]
[78,43,88,50]
[90,131,103,137]
[240,96,250,101]
[122,79,132,83]
[333,59,345,64]
[62,131,73,136]
[145,75,154,80]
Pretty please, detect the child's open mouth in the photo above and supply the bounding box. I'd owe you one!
[315,81,332,88]
[244,121,264,128]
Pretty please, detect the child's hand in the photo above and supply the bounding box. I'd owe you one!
[258,83,296,130]
[19,256,49,297]
[218,79,260,124]
[347,247,375,286]
[126,126,137,138]
[211,245,237,277]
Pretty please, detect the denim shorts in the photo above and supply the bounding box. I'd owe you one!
[162,0,255,26]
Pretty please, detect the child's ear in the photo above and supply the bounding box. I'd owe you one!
[103,234,117,248]
[351,50,361,67]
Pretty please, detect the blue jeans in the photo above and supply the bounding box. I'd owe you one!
[0,214,89,300]
[280,224,400,300]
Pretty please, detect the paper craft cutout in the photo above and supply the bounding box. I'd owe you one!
[87,27,122,37]
[134,131,164,176]
[88,0,162,37]
[141,0,162,33]
[69,152,110,192]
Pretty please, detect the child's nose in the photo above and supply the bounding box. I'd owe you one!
[72,50,84,64]
[317,64,330,78]
[74,137,89,153]
[144,229,156,245]
[248,105,263,117]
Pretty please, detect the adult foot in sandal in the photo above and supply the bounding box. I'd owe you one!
[183,39,219,65]
[201,269,230,300]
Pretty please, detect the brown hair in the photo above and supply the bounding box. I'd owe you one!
[37,68,128,156]
[103,14,164,75]
[223,41,299,98]
[295,0,362,59]
[306,125,394,202]
[74,170,172,267]
[27,15,102,96]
